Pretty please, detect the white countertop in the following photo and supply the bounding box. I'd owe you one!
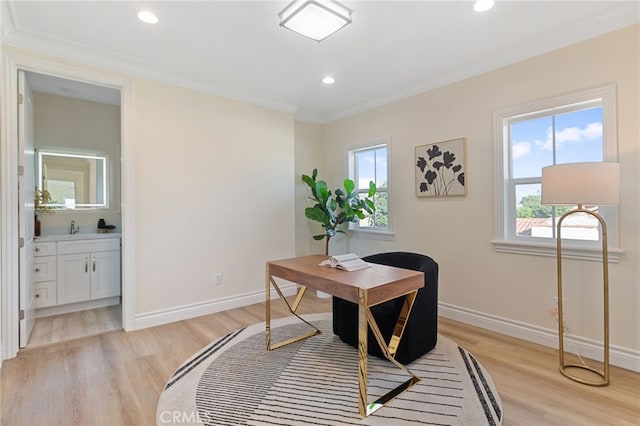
[35,232,122,242]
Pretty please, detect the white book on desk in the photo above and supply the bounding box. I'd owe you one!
[319,253,371,272]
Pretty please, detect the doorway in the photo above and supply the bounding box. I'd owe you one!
[22,71,123,348]
[1,51,135,361]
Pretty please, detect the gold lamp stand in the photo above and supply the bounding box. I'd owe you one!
[543,161,619,387]
[556,205,609,386]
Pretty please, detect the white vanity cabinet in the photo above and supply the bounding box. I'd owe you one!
[33,242,57,308]
[56,238,121,305]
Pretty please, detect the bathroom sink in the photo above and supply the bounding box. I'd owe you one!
[35,232,122,242]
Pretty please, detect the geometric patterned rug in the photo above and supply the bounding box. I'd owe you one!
[157,313,502,425]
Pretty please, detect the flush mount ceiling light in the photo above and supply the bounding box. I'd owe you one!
[322,76,335,85]
[279,0,352,42]
[473,0,495,13]
[137,10,158,24]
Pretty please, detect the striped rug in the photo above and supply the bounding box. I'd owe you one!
[157,313,502,425]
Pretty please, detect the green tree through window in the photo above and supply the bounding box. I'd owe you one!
[350,142,390,232]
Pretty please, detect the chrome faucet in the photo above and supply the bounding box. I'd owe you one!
[70,220,79,235]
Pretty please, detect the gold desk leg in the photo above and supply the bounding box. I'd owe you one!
[359,289,420,417]
[388,291,417,356]
[265,264,272,350]
[358,289,368,417]
[265,267,320,351]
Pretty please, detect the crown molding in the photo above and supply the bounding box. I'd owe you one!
[2,2,637,125]
[326,2,640,123]
[1,25,300,116]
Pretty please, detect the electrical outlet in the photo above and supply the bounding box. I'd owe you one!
[550,296,570,333]
[214,273,223,286]
[549,297,561,317]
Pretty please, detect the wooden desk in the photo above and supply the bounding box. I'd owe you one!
[265,254,424,417]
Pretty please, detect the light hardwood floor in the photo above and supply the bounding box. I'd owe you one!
[2,293,638,425]
[27,304,122,348]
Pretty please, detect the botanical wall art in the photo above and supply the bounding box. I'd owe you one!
[415,137,467,197]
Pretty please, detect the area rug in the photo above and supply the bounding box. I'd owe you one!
[157,313,502,425]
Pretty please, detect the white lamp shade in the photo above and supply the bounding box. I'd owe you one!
[279,0,352,41]
[541,162,620,206]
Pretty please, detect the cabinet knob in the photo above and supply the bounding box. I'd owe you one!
[35,247,40,252]
[35,294,40,298]
[34,268,40,272]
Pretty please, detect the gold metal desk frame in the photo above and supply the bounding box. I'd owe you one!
[265,255,424,417]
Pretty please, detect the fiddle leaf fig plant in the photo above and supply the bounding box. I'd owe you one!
[302,169,376,254]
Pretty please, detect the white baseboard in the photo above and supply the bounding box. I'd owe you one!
[439,302,640,373]
[134,283,299,330]
[133,291,639,373]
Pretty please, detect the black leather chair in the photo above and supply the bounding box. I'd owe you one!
[332,252,439,365]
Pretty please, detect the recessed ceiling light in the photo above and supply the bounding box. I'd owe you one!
[322,76,335,85]
[58,86,78,94]
[473,0,494,13]
[138,10,159,24]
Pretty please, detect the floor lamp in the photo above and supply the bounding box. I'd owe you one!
[541,162,620,387]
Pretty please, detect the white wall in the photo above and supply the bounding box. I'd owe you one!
[312,25,639,355]
[1,24,637,367]
[131,78,295,315]
[33,92,121,235]
[1,47,296,347]
[294,121,326,256]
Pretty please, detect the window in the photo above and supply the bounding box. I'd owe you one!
[493,85,620,259]
[349,140,392,238]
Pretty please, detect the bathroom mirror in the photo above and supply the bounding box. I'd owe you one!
[37,150,109,209]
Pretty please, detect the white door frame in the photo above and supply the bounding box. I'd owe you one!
[1,49,135,361]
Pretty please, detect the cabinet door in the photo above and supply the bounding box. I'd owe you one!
[57,253,91,304]
[91,251,121,300]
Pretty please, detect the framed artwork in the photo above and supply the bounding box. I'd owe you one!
[415,137,467,197]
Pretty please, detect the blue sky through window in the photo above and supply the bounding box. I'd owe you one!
[512,106,603,204]
[356,147,387,190]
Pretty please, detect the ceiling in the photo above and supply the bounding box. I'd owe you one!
[2,1,638,123]
[25,71,121,106]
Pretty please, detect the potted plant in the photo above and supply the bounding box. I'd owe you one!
[34,188,54,237]
[302,169,376,255]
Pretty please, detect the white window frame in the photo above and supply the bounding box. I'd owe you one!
[492,85,621,262]
[348,138,394,240]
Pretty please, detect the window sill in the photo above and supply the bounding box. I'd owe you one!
[353,229,395,241]
[491,240,622,263]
